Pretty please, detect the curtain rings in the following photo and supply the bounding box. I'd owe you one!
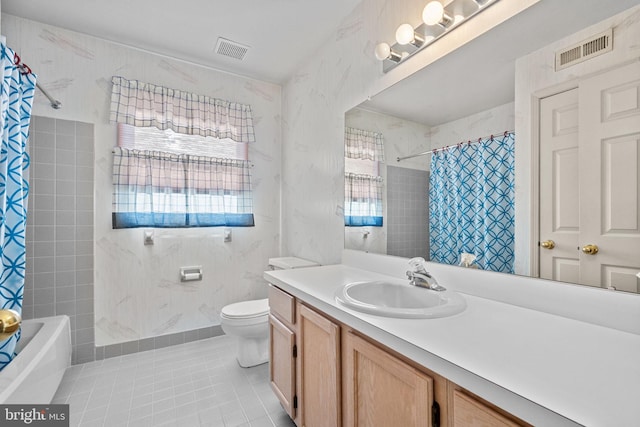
[13,52,32,75]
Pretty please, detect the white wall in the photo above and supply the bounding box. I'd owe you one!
[347,107,431,171]
[2,14,282,346]
[281,0,539,265]
[430,101,515,152]
[513,5,640,276]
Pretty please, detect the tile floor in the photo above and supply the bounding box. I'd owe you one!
[52,335,297,427]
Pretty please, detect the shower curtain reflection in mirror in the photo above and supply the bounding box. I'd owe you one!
[429,132,515,273]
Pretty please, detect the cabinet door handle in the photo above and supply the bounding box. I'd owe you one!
[432,401,440,427]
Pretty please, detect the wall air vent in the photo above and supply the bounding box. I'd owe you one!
[555,29,612,71]
[215,37,250,61]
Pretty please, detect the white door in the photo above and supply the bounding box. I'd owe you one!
[539,88,580,284]
[539,61,640,292]
[579,61,640,291]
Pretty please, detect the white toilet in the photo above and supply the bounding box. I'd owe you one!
[220,257,319,367]
[220,298,270,368]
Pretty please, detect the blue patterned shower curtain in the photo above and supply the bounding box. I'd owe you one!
[0,44,35,369]
[429,133,515,273]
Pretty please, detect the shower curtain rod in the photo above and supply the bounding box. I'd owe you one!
[396,129,514,162]
[14,57,62,110]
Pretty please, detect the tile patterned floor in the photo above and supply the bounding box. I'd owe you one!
[52,335,297,427]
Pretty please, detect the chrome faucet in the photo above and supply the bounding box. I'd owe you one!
[406,257,446,291]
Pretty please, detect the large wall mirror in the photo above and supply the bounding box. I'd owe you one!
[344,0,640,293]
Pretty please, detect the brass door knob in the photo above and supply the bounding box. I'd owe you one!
[0,309,21,340]
[540,240,555,249]
[582,244,599,255]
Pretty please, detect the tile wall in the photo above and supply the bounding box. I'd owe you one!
[24,116,95,364]
[386,166,429,259]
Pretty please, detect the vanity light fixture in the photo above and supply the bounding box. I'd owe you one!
[422,1,453,28]
[375,0,500,72]
[396,23,425,47]
[374,42,402,62]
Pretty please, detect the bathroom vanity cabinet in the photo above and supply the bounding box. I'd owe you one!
[269,284,341,427]
[343,330,437,427]
[268,283,529,427]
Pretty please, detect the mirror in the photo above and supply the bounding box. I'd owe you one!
[344,0,640,293]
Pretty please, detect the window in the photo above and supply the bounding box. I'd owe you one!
[344,127,385,227]
[110,76,256,229]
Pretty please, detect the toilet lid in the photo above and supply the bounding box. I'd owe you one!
[221,298,269,319]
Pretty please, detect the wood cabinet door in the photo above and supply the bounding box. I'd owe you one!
[344,331,433,427]
[269,314,296,419]
[452,390,524,427]
[297,303,341,427]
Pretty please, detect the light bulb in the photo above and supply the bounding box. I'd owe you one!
[374,42,391,61]
[422,1,444,26]
[395,23,415,45]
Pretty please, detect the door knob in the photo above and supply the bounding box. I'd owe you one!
[540,240,555,249]
[582,244,599,255]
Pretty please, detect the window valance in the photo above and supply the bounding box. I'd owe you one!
[112,147,254,228]
[344,173,383,227]
[344,127,385,162]
[109,76,255,143]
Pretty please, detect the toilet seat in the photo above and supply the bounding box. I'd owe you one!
[221,298,269,319]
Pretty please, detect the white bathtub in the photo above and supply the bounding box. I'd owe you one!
[0,315,71,404]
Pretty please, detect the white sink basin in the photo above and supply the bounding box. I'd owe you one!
[335,279,466,319]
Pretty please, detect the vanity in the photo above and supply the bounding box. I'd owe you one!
[265,250,640,427]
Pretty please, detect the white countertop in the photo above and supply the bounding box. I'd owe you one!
[264,264,640,427]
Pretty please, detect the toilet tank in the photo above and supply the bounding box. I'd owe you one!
[268,257,319,270]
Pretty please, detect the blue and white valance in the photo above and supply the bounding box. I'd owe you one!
[344,173,383,227]
[112,147,254,228]
[345,127,385,162]
[429,133,515,273]
[110,76,255,143]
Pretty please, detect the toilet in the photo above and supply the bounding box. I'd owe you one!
[220,298,270,368]
[220,256,319,367]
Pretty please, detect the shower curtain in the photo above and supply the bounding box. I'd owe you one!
[0,43,36,370]
[429,132,515,273]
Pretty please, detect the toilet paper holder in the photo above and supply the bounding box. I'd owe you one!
[180,266,203,282]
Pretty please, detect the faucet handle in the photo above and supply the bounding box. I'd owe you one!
[408,257,428,273]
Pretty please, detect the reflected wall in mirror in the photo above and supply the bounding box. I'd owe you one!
[344,108,430,258]
[344,1,640,293]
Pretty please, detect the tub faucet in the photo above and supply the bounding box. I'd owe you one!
[406,257,446,291]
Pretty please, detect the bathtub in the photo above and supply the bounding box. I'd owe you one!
[0,315,71,404]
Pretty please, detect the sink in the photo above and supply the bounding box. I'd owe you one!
[335,279,466,319]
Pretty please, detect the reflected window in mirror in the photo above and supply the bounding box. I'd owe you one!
[344,127,385,227]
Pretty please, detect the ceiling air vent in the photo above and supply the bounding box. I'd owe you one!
[555,29,612,71]
[215,38,250,61]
